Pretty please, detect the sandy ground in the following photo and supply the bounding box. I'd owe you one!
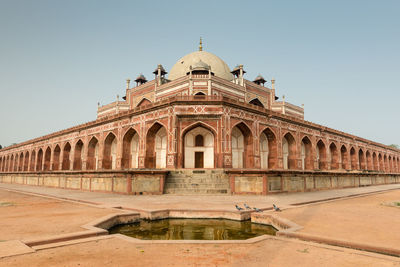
[0,190,116,241]
[1,237,399,267]
[278,190,400,248]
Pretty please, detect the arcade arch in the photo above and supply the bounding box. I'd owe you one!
[87,137,100,170]
[145,123,167,168]
[122,129,139,169]
[103,133,117,170]
[282,133,296,170]
[231,123,253,168]
[300,136,312,170]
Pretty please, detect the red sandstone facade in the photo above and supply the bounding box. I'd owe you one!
[0,46,399,194]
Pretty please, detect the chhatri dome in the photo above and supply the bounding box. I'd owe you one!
[168,38,234,81]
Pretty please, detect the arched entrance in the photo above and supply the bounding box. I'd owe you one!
[122,129,139,169]
[184,126,214,168]
[231,123,253,168]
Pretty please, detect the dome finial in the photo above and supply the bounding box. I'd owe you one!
[199,37,203,51]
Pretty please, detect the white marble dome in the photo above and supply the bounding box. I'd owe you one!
[168,51,233,81]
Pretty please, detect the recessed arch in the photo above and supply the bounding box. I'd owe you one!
[137,98,152,107]
[145,122,167,168]
[23,151,29,171]
[316,140,327,170]
[122,128,140,169]
[87,137,100,170]
[13,153,18,172]
[194,92,206,96]
[329,142,339,170]
[184,126,214,168]
[366,151,372,170]
[383,154,388,172]
[249,98,264,108]
[17,152,23,171]
[358,148,365,170]
[283,132,296,170]
[73,140,84,170]
[62,142,71,170]
[36,148,43,171]
[340,145,348,170]
[52,145,61,171]
[378,153,383,172]
[43,147,51,171]
[30,150,36,171]
[181,122,218,169]
[103,133,117,170]
[232,122,254,168]
[350,147,357,170]
[301,136,313,170]
[10,154,14,172]
[260,128,278,169]
[372,152,378,171]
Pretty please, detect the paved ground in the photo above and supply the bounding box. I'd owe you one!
[1,183,399,211]
[1,183,400,266]
[0,190,117,241]
[1,236,399,267]
[278,189,400,248]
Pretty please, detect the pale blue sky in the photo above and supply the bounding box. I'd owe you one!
[0,0,399,147]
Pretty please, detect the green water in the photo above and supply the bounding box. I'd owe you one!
[109,218,277,240]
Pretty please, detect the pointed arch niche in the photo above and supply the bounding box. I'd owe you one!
[87,137,100,170]
[103,133,117,170]
[282,133,296,170]
[231,123,253,168]
[301,136,312,170]
[122,129,140,169]
[145,123,167,168]
[260,128,277,169]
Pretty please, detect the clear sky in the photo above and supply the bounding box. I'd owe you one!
[0,0,399,147]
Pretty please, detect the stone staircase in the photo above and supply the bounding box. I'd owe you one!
[164,169,230,194]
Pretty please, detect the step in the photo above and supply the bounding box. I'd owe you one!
[164,183,229,189]
[164,188,229,194]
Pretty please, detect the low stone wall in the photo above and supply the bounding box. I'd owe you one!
[228,170,400,195]
[0,170,168,195]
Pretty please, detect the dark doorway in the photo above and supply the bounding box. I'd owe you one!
[195,152,204,168]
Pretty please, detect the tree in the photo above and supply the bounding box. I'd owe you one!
[0,145,2,149]
[389,144,399,149]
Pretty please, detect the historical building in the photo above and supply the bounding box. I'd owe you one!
[1,40,399,195]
